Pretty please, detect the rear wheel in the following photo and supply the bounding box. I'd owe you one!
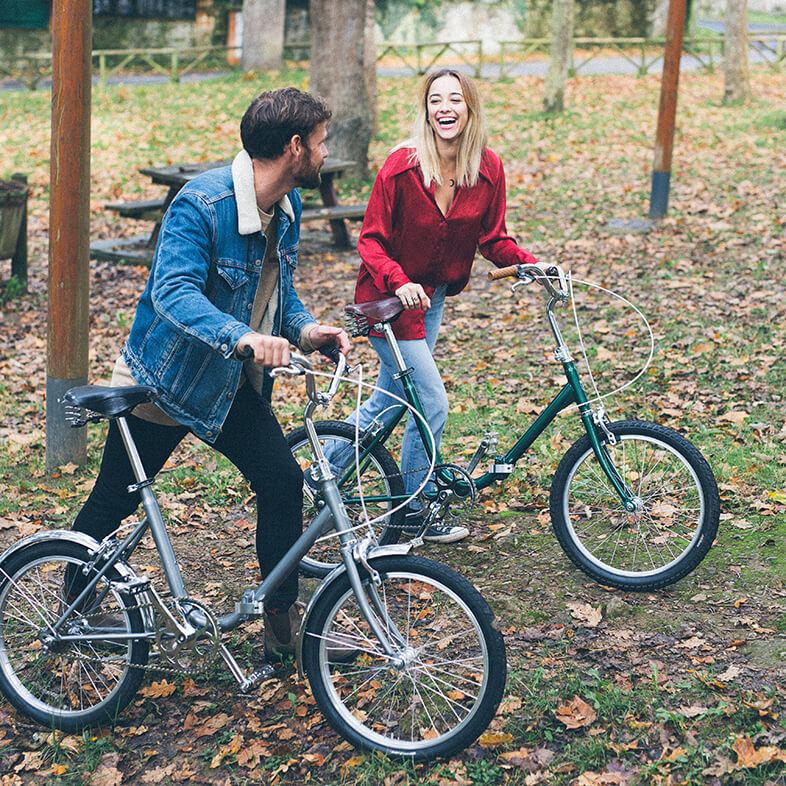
[301,555,506,760]
[550,420,720,590]
[288,421,406,578]
[0,540,149,731]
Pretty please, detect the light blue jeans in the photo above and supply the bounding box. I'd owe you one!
[334,285,449,509]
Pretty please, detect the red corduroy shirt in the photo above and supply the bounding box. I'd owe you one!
[355,146,539,339]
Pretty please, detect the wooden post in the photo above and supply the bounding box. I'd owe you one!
[47,0,92,470]
[10,174,27,292]
[649,0,687,219]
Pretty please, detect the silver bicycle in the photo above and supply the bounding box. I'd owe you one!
[0,353,506,760]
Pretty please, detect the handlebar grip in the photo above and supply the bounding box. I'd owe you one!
[488,265,521,281]
[320,344,342,364]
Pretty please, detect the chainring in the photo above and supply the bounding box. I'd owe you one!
[155,598,221,673]
[420,463,478,526]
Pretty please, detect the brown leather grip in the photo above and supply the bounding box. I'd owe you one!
[488,265,520,281]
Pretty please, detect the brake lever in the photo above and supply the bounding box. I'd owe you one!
[511,273,536,292]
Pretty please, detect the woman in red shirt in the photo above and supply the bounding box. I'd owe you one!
[349,69,551,543]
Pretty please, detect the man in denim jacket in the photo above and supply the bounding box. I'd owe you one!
[72,88,351,660]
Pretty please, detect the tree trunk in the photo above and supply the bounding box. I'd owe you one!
[723,0,751,103]
[309,0,376,179]
[543,0,574,113]
[241,0,286,72]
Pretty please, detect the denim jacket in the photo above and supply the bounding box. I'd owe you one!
[122,151,315,443]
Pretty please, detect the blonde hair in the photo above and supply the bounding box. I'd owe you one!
[405,69,488,189]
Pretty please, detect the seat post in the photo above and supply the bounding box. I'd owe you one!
[380,322,409,375]
[115,415,189,599]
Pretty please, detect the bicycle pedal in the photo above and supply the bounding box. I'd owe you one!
[239,665,275,693]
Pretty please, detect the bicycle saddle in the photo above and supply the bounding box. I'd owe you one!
[63,384,160,418]
[345,297,404,324]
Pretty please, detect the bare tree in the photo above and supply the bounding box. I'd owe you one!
[723,0,751,103]
[543,0,574,113]
[309,0,376,179]
[241,0,286,72]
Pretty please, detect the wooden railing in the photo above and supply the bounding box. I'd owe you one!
[1,35,783,90]
[0,44,242,90]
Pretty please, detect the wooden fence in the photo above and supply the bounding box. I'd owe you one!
[0,34,783,90]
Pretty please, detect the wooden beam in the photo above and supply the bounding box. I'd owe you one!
[47,0,92,469]
[649,0,687,219]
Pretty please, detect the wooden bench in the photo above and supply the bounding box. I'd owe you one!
[301,203,367,222]
[90,236,154,265]
[105,198,167,221]
[92,157,365,264]
[91,203,369,266]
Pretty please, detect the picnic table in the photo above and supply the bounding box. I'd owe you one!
[90,157,366,265]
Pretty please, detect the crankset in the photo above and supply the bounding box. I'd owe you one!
[155,598,221,673]
[420,463,478,527]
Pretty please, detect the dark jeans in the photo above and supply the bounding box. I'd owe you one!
[72,383,302,610]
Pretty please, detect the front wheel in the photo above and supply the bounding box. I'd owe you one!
[550,420,720,591]
[287,421,406,578]
[302,555,506,760]
[0,540,149,731]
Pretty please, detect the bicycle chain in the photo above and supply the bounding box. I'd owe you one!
[370,462,478,528]
[55,601,219,677]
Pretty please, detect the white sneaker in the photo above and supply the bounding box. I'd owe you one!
[420,524,470,544]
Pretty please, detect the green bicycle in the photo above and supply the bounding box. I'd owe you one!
[288,265,720,591]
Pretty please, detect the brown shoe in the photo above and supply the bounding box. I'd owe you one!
[264,603,302,662]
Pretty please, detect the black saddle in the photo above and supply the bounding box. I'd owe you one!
[63,385,160,419]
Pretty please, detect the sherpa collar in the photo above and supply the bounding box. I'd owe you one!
[232,150,295,236]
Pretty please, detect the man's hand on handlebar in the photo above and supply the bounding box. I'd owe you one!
[307,325,352,359]
[235,333,291,367]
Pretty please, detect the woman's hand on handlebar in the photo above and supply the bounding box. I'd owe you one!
[488,261,568,297]
[395,282,431,311]
[530,261,567,292]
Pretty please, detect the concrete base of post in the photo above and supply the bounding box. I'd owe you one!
[603,218,655,234]
[648,170,671,219]
[46,375,87,471]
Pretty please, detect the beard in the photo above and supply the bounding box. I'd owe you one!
[293,153,322,190]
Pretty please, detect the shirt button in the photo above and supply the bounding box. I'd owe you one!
[246,303,252,310]
[206,430,213,437]
[254,259,262,266]
[227,391,233,399]
[220,343,228,352]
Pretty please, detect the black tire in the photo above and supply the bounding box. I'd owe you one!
[550,420,720,590]
[287,421,406,578]
[0,540,149,731]
[301,555,506,760]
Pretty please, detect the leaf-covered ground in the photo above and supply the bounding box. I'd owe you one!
[0,68,784,785]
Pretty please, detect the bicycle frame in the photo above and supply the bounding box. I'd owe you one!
[336,292,637,511]
[28,355,417,690]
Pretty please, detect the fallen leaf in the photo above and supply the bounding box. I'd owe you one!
[567,602,602,627]
[719,411,748,423]
[478,731,514,747]
[732,735,786,769]
[716,665,742,682]
[554,696,597,729]
[139,680,177,699]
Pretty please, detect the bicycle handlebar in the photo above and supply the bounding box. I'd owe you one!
[269,349,348,406]
[488,263,568,300]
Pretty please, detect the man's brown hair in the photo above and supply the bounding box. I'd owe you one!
[240,87,332,160]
